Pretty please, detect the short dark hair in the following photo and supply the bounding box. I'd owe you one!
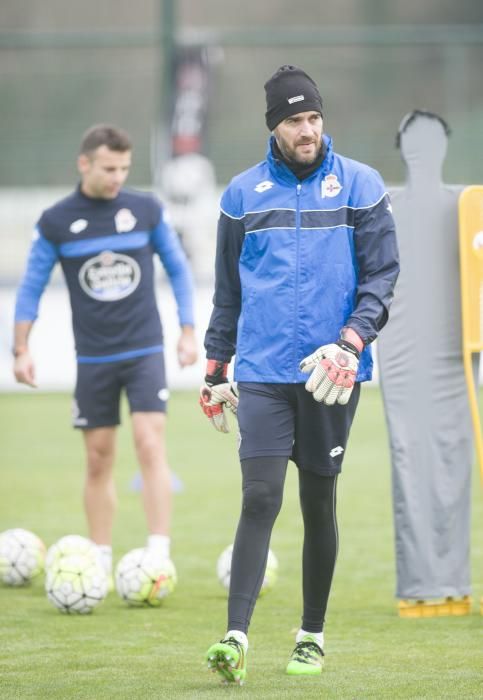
[79,124,132,155]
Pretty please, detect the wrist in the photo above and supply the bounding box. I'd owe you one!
[335,339,360,359]
[12,345,28,358]
[340,327,364,353]
[205,359,229,386]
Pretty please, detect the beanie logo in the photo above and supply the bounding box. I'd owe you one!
[321,174,343,199]
[288,95,304,104]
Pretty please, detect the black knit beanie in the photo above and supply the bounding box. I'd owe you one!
[264,65,323,131]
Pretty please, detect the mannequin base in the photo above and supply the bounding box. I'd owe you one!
[397,596,472,618]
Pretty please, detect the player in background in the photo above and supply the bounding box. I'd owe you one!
[13,124,197,579]
[199,66,399,683]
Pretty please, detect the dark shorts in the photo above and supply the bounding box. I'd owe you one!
[236,382,360,475]
[72,352,168,429]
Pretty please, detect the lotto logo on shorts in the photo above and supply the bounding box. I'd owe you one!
[71,399,88,427]
[329,446,344,457]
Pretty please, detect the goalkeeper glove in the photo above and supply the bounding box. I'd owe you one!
[199,360,238,433]
[299,328,363,405]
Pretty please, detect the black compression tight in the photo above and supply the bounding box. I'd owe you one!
[227,456,287,633]
[227,456,338,635]
[299,469,338,633]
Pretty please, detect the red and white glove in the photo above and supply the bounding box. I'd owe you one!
[199,360,238,433]
[299,328,363,405]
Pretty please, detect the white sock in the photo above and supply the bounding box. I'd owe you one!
[225,629,248,650]
[296,628,324,650]
[96,545,113,576]
[147,534,170,560]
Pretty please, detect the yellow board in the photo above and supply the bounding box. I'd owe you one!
[459,186,483,483]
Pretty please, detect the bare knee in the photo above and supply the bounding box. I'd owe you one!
[135,432,163,464]
[83,429,116,480]
[132,413,166,466]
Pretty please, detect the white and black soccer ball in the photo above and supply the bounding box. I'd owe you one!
[0,528,46,586]
[45,534,100,570]
[217,544,279,596]
[45,553,108,614]
[115,547,177,607]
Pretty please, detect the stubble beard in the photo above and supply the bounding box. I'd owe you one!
[278,137,321,166]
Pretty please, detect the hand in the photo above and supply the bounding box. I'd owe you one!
[300,338,360,406]
[13,350,37,388]
[199,382,238,433]
[177,325,198,367]
[199,360,238,433]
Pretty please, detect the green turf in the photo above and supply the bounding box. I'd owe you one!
[0,388,482,699]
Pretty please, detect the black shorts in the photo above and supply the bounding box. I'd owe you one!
[73,352,168,429]
[236,382,360,475]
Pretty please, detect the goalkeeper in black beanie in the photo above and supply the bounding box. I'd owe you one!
[200,65,399,684]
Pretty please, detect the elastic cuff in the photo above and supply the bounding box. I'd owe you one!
[205,359,229,386]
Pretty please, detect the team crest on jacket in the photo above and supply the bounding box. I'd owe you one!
[321,174,343,198]
[114,208,137,233]
[78,251,141,301]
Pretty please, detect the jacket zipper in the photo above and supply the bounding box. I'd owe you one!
[292,182,302,381]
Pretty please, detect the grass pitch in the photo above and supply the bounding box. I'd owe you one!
[0,388,482,699]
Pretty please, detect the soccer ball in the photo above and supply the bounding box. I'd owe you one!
[216,544,279,596]
[45,553,108,614]
[45,534,100,570]
[115,548,177,607]
[0,528,46,586]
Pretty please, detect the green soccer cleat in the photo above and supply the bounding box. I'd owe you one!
[286,634,324,675]
[206,636,247,685]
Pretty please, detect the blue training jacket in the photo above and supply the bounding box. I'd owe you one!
[204,135,399,383]
[15,186,194,363]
